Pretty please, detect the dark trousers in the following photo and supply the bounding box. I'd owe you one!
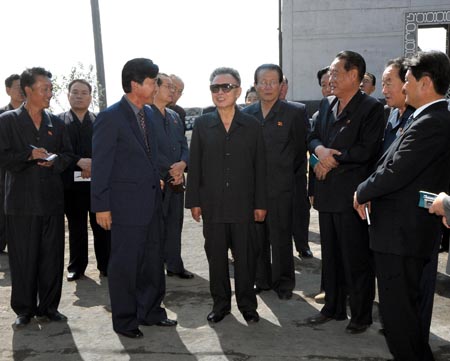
[109,216,166,333]
[162,189,185,273]
[0,168,6,251]
[256,193,295,293]
[203,222,257,313]
[419,235,439,342]
[292,173,311,253]
[65,190,111,274]
[318,211,375,324]
[7,214,64,317]
[375,252,435,361]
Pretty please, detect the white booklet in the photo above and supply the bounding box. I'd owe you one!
[74,171,91,182]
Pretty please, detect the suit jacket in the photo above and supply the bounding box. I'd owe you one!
[308,91,385,212]
[243,99,307,198]
[357,100,450,258]
[91,96,161,226]
[58,110,97,191]
[0,105,74,215]
[185,107,266,223]
[150,106,188,180]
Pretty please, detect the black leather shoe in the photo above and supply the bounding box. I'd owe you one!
[156,318,177,327]
[166,269,194,279]
[116,328,143,338]
[14,315,30,327]
[207,310,230,323]
[36,311,67,322]
[306,313,333,325]
[48,311,68,322]
[299,249,313,258]
[242,311,259,323]
[254,285,271,294]
[67,272,82,282]
[346,322,370,334]
[277,290,292,300]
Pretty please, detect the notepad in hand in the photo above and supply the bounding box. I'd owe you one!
[418,190,438,209]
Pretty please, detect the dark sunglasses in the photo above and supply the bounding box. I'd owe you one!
[210,83,239,93]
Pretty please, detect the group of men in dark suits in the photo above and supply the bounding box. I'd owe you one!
[308,49,450,361]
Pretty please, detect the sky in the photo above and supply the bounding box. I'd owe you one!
[0,0,279,111]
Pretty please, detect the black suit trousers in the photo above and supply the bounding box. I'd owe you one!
[292,173,311,252]
[109,216,167,333]
[318,211,374,324]
[255,193,295,293]
[162,189,185,273]
[374,251,434,361]
[7,215,64,317]
[65,189,111,274]
[203,222,258,314]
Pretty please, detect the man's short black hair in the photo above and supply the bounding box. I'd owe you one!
[20,67,52,95]
[5,74,20,88]
[254,64,283,84]
[122,58,159,93]
[245,86,257,99]
[68,79,92,94]
[405,50,450,96]
[365,72,376,86]
[316,66,330,86]
[385,57,408,84]
[335,50,366,82]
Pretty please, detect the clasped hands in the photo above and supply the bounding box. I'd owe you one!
[313,146,341,180]
[168,161,186,185]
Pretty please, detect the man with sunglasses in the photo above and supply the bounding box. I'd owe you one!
[186,67,266,324]
[243,64,308,301]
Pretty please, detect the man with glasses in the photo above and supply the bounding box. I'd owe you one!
[243,64,308,300]
[152,73,193,280]
[0,67,74,327]
[186,67,266,323]
[0,74,25,253]
[168,74,187,133]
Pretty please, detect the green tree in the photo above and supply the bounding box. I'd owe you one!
[52,62,104,113]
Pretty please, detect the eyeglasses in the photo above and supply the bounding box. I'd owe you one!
[174,87,183,95]
[210,83,239,93]
[159,83,175,91]
[257,80,280,88]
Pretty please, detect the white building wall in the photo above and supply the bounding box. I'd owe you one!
[282,0,450,103]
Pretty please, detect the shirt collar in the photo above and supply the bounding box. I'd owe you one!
[413,99,447,119]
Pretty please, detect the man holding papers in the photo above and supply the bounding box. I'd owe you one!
[354,51,450,361]
[58,79,110,282]
[0,67,74,327]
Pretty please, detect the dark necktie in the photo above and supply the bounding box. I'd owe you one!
[138,110,151,156]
